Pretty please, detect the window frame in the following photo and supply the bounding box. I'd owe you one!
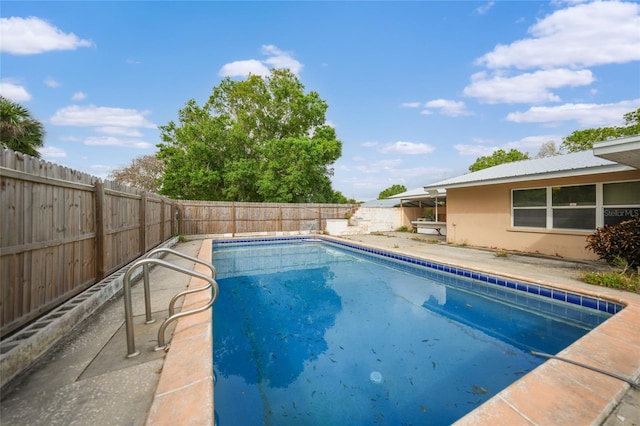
[511,180,640,231]
[602,181,640,226]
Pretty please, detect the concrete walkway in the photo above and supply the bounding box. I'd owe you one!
[0,240,202,426]
[1,234,638,425]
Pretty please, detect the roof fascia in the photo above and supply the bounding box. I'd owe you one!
[423,163,633,191]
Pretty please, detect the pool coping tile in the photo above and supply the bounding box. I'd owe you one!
[145,241,214,426]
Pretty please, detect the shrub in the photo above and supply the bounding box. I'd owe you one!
[396,225,410,232]
[585,217,640,268]
[582,270,639,293]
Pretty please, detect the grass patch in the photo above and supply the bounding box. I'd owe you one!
[370,231,388,237]
[411,236,441,244]
[395,225,410,232]
[494,250,509,258]
[392,244,400,248]
[581,270,639,293]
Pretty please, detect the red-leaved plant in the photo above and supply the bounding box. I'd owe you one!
[585,217,640,269]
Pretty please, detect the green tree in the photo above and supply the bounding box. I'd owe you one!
[378,184,407,199]
[157,69,343,202]
[0,96,45,157]
[468,149,530,172]
[108,154,164,192]
[561,108,640,153]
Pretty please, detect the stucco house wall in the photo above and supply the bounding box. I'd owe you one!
[353,207,422,232]
[445,170,640,260]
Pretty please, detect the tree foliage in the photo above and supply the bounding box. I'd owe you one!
[378,184,407,199]
[468,149,530,172]
[157,69,343,202]
[0,96,45,157]
[108,154,164,192]
[561,108,640,153]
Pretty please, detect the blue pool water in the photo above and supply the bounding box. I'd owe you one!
[212,239,614,425]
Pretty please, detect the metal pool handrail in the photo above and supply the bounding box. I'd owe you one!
[143,248,216,319]
[122,257,218,358]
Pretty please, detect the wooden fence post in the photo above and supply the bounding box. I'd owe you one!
[174,203,181,236]
[278,206,282,232]
[232,203,236,236]
[160,198,165,241]
[139,192,147,255]
[94,180,106,280]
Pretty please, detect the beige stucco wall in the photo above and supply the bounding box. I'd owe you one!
[445,170,640,260]
[354,207,423,232]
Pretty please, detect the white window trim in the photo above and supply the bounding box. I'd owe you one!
[511,180,640,231]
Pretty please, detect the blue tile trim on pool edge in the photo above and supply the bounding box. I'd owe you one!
[212,236,625,314]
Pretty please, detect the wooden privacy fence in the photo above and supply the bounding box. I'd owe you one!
[177,200,356,235]
[0,149,358,337]
[1,150,174,337]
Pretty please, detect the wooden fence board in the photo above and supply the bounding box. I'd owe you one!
[1,148,353,337]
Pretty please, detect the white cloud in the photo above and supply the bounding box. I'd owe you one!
[219,44,303,77]
[423,99,471,117]
[506,99,640,127]
[91,164,112,171]
[454,135,562,157]
[355,159,404,174]
[0,16,93,55]
[464,69,594,104]
[84,136,152,149]
[50,105,156,128]
[471,137,499,145]
[261,45,303,75]
[475,1,495,15]
[455,134,562,157]
[453,144,499,157]
[219,59,270,78]
[502,135,562,151]
[477,1,640,69]
[0,80,31,101]
[377,141,436,155]
[39,146,67,158]
[89,165,112,180]
[96,126,143,137]
[401,102,421,108]
[71,91,87,100]
[44,77,60,88]
[59,135,82,142]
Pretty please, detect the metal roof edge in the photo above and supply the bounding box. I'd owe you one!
[423,163,633,191]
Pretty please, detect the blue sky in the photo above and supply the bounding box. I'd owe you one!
[1,1,639,201]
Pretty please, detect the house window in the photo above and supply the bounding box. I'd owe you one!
[512,180,639,231]
[603,181,640,226]
[551,185,596,230]
[513,188,546,228]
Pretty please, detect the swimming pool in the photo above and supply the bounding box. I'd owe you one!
[211,237,619,425]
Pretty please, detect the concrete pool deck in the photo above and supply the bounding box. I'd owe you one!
[1,233,639,425]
